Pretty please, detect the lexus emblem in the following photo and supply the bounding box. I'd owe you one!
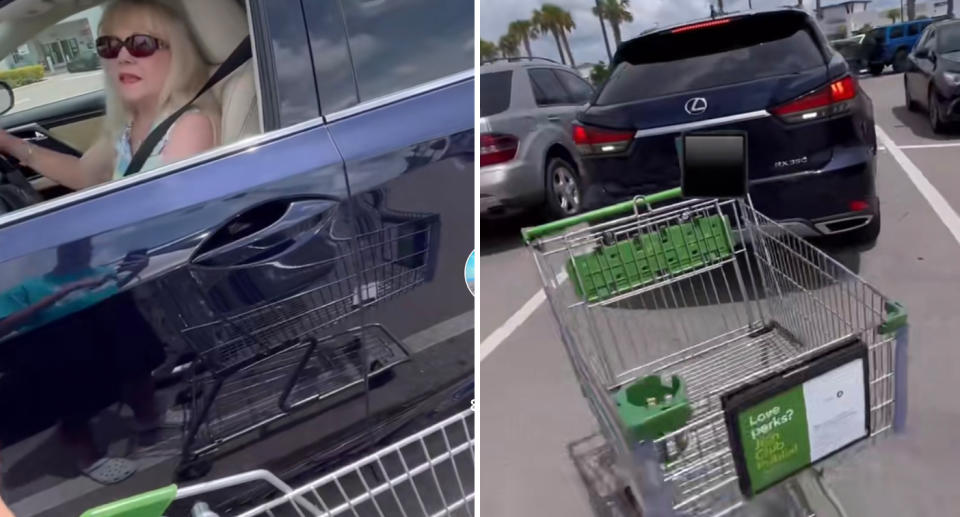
[684,97,708,115]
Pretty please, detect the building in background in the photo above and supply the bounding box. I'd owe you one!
[0,6,103,73]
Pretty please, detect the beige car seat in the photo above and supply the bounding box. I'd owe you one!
[168,0,261,145]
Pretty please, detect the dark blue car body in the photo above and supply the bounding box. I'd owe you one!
[576,9,880,242]
[0,0,473,514]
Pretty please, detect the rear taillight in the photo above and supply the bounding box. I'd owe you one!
[480,133,518,167]
[770,76,857,124]
[572,123,634,155]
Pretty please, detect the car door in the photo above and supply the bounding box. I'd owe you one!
[553,68,595,123]
[301,0,474,448]
[0,1,373,513]
[915,28,938,109]
[907,27,932,102]
[528,67,579,129]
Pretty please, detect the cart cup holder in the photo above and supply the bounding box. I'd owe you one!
[615,375,692,462]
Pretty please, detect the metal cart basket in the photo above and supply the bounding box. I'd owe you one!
[172,196,440,474]
[81,407,474,517]
[522,188,908,517]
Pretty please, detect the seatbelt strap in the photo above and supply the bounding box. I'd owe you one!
[124,36,252,177]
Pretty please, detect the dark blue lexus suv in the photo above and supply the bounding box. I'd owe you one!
[575,8,880,244]
[0,0,473,515]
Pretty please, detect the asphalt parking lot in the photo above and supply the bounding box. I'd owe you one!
[477,72,960,517]
[7,71,103,115]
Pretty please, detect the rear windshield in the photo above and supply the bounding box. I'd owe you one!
[596,13,825,105]
[480,71,513,117]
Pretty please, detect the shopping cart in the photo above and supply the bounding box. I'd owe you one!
[522,187,908,516]
[80,407,474,517]
[170,194,441,476]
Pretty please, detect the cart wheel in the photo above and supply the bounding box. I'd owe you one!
[176,458,213,482]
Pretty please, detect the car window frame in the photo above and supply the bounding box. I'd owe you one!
[528,67,574,107]
[890,25,905,39]
[553,69,594,104]
[0,0,320,230]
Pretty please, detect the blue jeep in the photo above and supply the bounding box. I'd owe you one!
[868,18,938,74]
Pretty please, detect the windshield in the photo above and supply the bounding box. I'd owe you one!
[0,6,104,116]
[938,25,960,53]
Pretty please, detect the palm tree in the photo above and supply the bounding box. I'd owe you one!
[498,33,521,59]
[885,8,901,24]
[592,0,634,48]
[480,39,499,62]
[816,0,822,19]
[907,0,916,20]
[716,0,724,14]
[949,0,955,16]
[508,20,538,58]
[533,5,568,65]
[553,5,578,68]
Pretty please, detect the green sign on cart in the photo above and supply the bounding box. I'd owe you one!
[724,340,870,496]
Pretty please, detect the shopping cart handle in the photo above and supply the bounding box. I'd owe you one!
[521,187,684,243]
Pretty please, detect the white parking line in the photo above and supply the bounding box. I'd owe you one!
[876,125,960,247]
[899,142,960,150]
[478,271,566,363]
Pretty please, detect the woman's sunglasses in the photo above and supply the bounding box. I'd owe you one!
[95,34,168,59]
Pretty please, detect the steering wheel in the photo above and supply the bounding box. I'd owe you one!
[0,151,42,215]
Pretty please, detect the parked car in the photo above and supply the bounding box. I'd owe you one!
[479,57,593,219]
[866,18,939,75]
[575,8,881,244]
[904,19,960,132]
[0,0,473,515]
[65,49,101,73]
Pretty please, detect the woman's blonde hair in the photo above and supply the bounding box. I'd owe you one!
[99,0,219,142]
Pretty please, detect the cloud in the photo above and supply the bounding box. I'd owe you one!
[480,0,905,66]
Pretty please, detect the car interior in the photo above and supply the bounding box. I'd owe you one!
[0,0,261,210]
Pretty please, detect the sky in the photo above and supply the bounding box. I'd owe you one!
[479,0,907,67]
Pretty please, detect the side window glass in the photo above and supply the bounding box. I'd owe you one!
[337,0,473,104]
[528,68,568,106]
[301,0,360,113]
[255,0,321,128]
[555,70,594,104]
[890,26,904,39]
[908,24,920,36]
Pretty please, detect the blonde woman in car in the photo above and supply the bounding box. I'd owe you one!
[0,0,220,188]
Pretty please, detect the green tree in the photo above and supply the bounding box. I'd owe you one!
[534,4,577,67]
[592,0,634,47]
[508,19,539,58]
[480,39,499,62]
[885,8,901,24]
[590,62,610,85]
[498,33,521,58]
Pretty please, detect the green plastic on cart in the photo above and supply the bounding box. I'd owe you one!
[79,485,177,517]
[614,375,692,441]
[566,215,733,302]
[879,300,908,334]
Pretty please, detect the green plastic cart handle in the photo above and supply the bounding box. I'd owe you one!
[522,187,684,243]
[79,485,177,517]
[879,300,908,334]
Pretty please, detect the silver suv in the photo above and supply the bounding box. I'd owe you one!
[479,57,594,219]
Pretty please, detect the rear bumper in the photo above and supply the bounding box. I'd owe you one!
[582,147,877,236]
[479,160,543,217]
